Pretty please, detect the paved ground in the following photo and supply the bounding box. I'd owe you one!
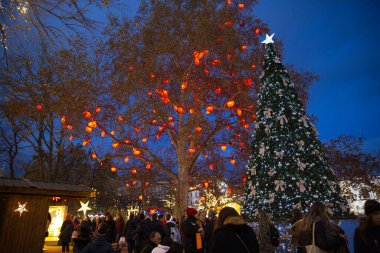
[44,245,127,253]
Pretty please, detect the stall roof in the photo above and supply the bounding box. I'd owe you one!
[0,177,94,198]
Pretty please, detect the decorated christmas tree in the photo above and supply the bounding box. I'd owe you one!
[243,34,349,220]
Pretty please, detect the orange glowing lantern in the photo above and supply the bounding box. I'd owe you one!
[227,0,231,5]
[176,106,184,114]
[168,116,173,121]
[214,88,222,94]
[195,126,202,132]
[188,147,195,154]
[36,104,42,111]
[147,91,152,96]
[124,157,129,163]
[142,138,147,143]
[241,45,247,51]
[224,21,233,27]
[69,136,73,141]
[236,109,242,116]
[110,166,117,173]
[244,123,250,129]
[86,126,93,133]
[150,73,155,79]
[221,145,227,151]
[101,131,106,138]
[158,126,164,132]
[206,105,214,114]
[230,159,236,165]
[125,183,130,188]
[193,186,197,190]
[88,121,97,128]
[118,115,123,122]
[133,180,137,185]
[134,126,140,132]
[111,131,116,135]
[243,177,247,184]
[83,141,88,147]
[204,69,209,74]
[61,116,66,124]
[200,196,206,201]
[204,182,209,188]
[149,209,155,215]
[212,59,221,65]
[193,50,208,66]
[83,110,91,119]
[67,125,73,130]
[91,153,97,159]
[138,195,142,201]
[227,188,232,195]
[95,107,101,113]
[163,79,169,85]
[125,139,130,144]
[146,163,151,169]
[145,181,149,187]
[152,119,157,124]
[238,3,245,8]
[189,108,194,114]
[209,164,214,170]
[255,28,260,34]
[226,100,235,108]
[112,142,119,149]
[129,66,134,72]
[133,148,141,156]
[252,64,257,69]
[181,82,188,90]
[131,168,137,174]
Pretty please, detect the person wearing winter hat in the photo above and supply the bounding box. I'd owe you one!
[182,208,202,253]
[354,199,380,253]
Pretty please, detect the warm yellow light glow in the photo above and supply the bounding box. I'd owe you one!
[48,205,68,238]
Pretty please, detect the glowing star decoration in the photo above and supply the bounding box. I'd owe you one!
[261,33,275,45]
[77,201,92,216]
[14,202,28,217]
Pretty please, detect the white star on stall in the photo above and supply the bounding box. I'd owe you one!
[77,201,92,216]
[14,202,28,217]
[262,33,275,44]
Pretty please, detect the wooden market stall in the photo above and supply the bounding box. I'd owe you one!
[0,177,93,253]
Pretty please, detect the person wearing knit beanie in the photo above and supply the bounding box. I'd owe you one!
[186,208,198,217]
[364,199,380,216]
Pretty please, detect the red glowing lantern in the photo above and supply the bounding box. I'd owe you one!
[131,168,137,174]
[82,141,88,147]
[146,163,151,169]
[195,126,202,132]
[214,88,222,94]
[230,159,236,165]
[163,79,169,85]
[91,154,97,159]
[209,164,214,170]
[145,182,149,187]
[243,177,247,184]
[86,126,92,133]
[138,195,143,201]
[212,59,221,65]
[188,148,195,154]
[95,107,101,113]
[88,121,97,128]
[61,116,66,124]
[227,188,232,195]
[112,142,119,149]
[243,78,252,86]
[118,115,123,122]
[134,126,140,132]
[111,130,116,135]
[69,136,73,141]
[236,109,242,116]
[224,21,233,27]
[67,125,73,130]
[204,182,209,188]
[125,183,130,188]
[238,3,245,9]
[189,108,195,114]
[221,145,227,151]
[252,64,256,69]
[133,180,137,185]
[83,110,91,119]
[206,105,214,114]
[255,28,260,34]
[142,138,147,143]
[129,66,134,72]
[124,157,129,163]
[111,166,117,173]
[125,139,130,144]
[36,104,42,111]
[241,45,247,51]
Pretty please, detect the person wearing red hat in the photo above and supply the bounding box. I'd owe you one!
[182,208,202,253]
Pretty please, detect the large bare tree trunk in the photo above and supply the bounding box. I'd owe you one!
[174,165,189,220]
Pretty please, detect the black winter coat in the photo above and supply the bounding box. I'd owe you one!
[354,225,380,253]
[125,218,138,240]
[208,223,260,253]
[60,221,74,244]
[81,236,114,253]
[182,216,199,253]
[298,221,345,251]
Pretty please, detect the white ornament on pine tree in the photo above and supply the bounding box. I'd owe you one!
[328,180,336,193]
[259,144,265,157]
[268,170,276,177]
[277,115,288,125]
[268,193,275,203]
[296,180,306,192]
[263,108,272,118]
[261,33,275,44]
[274,151,284,159]
[297,159,306,171]
[299,116,309,127]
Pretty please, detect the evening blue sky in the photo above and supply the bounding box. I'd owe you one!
[94,0,380,152]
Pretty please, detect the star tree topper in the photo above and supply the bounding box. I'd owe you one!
[77,201,92,216]
[262,33,275,44]
[14,202,28,217]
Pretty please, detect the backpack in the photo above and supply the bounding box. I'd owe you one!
[269,224,280,247]
[170,224,182,244]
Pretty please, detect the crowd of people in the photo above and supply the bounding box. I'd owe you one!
[58,200,380,253]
